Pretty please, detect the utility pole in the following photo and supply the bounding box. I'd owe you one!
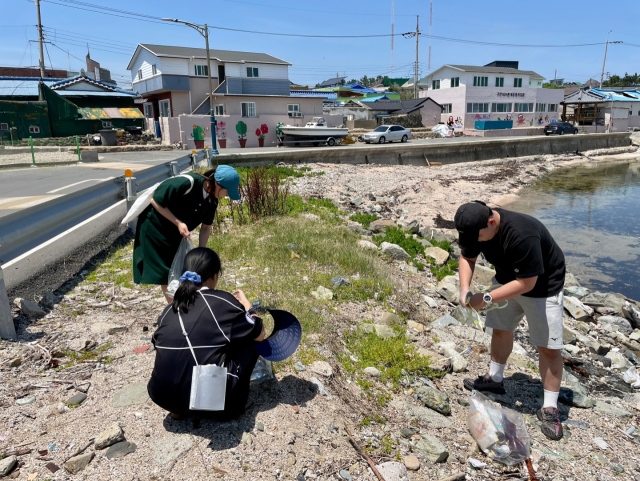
[390,0,394,76]
[600,30,612,88]
[428,1,432,71]
[35,0,45,78]
[414,15,419,99]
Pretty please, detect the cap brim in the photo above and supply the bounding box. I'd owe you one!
[227,186,241,201]
[253,309,302,362]
[457,231,479,249]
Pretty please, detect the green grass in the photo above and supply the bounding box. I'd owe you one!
[350,212,379,228]
[197,164,324,181]
[429,259,459,281]
[84,242,138,289]
[373,227,425,258]
[59,342,115,370]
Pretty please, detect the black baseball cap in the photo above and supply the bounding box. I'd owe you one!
[253,309,302,362]
[454,201,493,249]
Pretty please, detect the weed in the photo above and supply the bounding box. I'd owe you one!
[381,435,394,455]
[297,348,326,365]
[412,259,426,271]
[429,259,459,281]
[373,227,425,258]
[239,166,290,221]
[359,414,387,427]
[59,342,114,369]
[350,212,379,228]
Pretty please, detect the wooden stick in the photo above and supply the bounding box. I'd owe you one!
[525,458,539,481]
[423,153,431,167]
[344,424,385,481]
[4,448,32,456]
[63,439,93,463]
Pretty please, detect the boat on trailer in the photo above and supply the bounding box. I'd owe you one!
[279,117,349,146]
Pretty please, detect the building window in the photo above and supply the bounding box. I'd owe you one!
[513,78,523,88]
[514,103,533,112]
[0,123,8,131]
[467,103,490,113]
[194,65,209,77]
[246,67,259,78]
[473,76,488,87]
[152,64,157,75]
[143,103,154,118]
[548,104,558,112]
[241,102,256,118]
[137,69,142,80]
[491,103,512,113]
[442,104,453,114]
[451,77,459,87]
[495,77,504,87]
[29,125,40,134]
[432,79,440,90]
[102,121,113,128]
[159,100,171,117]
[288,104,301,117]
[214,104,225,116]
[536,103,546,112]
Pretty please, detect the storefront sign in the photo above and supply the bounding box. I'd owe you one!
[497,92,525,98]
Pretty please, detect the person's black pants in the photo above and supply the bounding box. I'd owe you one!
[214,344,260,421]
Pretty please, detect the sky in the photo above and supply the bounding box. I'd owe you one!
[2,0,640,89]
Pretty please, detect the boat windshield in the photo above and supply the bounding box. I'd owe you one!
[373,126,389,132]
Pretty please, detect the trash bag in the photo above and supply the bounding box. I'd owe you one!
[250,356,274,383]
[467,390,530,466]
[431,124,449,138]
[623,366,640,388]
[165,237,194,299]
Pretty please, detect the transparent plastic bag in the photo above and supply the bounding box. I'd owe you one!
[623,366,640,388]
[250,356,274,383]
[166,237,194,298]
[467,390,530,466]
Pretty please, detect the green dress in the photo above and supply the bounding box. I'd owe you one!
[133,173,218,285]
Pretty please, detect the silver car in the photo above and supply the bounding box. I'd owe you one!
[363,125,411,144]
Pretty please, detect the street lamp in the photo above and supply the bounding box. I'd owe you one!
[162,18,218,155]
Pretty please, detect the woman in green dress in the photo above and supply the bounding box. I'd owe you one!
[133,165,240,301]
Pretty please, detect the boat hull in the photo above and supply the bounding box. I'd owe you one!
[280,127,348,142]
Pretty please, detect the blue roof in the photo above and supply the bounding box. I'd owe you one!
[589,88,640,102]
[343,83,379,94]
[0,77,58,97]
[290,90,337,100]
[359,94,391,102]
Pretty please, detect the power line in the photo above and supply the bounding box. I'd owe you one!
[217,0,416,17]
[42,28,133,49]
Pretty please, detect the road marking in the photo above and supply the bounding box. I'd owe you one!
[0,195,63,210]
[47,177,115,194]
[78,162,155,170]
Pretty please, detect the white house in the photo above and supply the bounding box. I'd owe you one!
[420,61,564,131]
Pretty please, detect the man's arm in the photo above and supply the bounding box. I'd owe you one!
[458,255,477,305]
[468,276,538,310]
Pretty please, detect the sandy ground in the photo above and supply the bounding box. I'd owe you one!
[0,151,77,166]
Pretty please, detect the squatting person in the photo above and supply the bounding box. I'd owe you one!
[455,200,566,441]
[132,165,240,302]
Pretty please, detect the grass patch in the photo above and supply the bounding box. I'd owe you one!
[428,259,459,281]
[59,342,115,370]
[373,227,425,258]
[350,212,379,228]
[84,242,137,289]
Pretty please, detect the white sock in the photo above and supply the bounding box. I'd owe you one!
[489,361,506,383]
[543,389,559,409]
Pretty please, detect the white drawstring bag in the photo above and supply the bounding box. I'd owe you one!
[177,309,227,411]
[121,174,195,225]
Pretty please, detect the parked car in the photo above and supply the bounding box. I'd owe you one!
[544,122,578,135]
[363,125,411,144]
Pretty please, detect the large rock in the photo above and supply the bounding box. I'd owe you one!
[436,275,460,304]
[369,219,396,234]
[0,455,17,476]
[432,314,460,328]
[448,325,492,346]
[106,441,137,460]
[404,404,453,429]
[310,361,333,377]
[564,286,589,299]
[402,220,420,234]
[564,296,591,321]
[575,332,602,352]
[415,436,449,463]
[64,452,94,474]
[623,303,640,328]
[598,316,633,335]
[471,265,496,288]
[95,423,124,450]
[558,385,595,408]
[424,247,449,266]
[381,242,411,261]
[112,382,150,408]
[152,436,194,465]
[564,273,581,287]
[416,386,451,415]
[375,461,409,481]
[603,293,626,314]
[438,342,468,372]
[594,400,632,418]
[450,305,476,328]
[563,326,579,345]
[357,240,378,250]
[605,351,633,371]
[20,299,46,318]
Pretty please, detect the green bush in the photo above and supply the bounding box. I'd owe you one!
[350,212,379,228]
[373,227,425,258]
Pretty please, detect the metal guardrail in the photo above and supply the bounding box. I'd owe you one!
[0,150,207,265]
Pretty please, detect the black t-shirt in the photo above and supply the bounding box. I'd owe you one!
[147,288,263,414]
[461,208,565,298]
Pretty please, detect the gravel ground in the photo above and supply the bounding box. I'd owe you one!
[0,151,78,166]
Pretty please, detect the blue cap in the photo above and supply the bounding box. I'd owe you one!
[214,165,241,201]
[253,309,302,362]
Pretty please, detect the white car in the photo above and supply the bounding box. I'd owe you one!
[363,125,411,144]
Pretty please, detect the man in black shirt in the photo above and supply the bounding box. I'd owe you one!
[454,201,566,441]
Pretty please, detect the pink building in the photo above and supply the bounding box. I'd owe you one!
[420,61,564,131]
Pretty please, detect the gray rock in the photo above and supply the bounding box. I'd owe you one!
[107,325,128,335]
[67,338,90,352]
[330,276,351,288]
[423,295,438,308]
[106,441,137,460]
[369,219,396,234]
[350,197,363,206]
[403,220,420,234]
[64,452,94,474]
[626,350,640,365]
[623,392,640,409]
[380,242,411,261]
[310,377,330,397]
[375,461,409,481]
[424,247,449,266]
[16,396,36,405]
[310,361,333,377]
[450,305,476,328]
[241,432,252,446]
[423,229,456,244]
[41,291,58,309]
[432,314,460,328]
[8,358,21,367]
[448,325,492,346]
[364,367,382,377]
[416,238,433,248]
[558,385,595,408]
[20,298,46,318]
[603,294,626,314]
[404,404,452,429]
[357,240,378,250]
[0,455,17,476]
[564,296,591,321]
[598,316,633,335]
[436,275,460,304]
[450,243,461,260]
[294,362,306,372]
[594,401,632,418]
[415,436,449,463]
[66,392,87,406]
[575,332,602,352]
[112,382,150,408]
[311,286,334,301]
[151,436,194,465]
[339,469,353,480]
[256,422,265,432]
[438,342,468,372]
[605,351,633,370]
[564,286,589,299]
[416,386,451,415]
[400,428,416,438]
[623,303,640,328]
[471,264,496,288]
[374,324,399,339]
[563,326,579,345]
[95,423,124,450]
[564,273,581,287]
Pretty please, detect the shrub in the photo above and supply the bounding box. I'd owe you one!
[374,227,425,258]
[350,212,379,228]
[240,166,290,220]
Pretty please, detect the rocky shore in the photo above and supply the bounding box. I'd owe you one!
[1,146,639,481]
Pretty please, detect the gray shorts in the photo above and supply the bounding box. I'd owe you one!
[485,287,564,350]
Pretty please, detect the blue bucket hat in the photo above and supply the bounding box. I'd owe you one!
[253,309,302,362]
[214,165,241,201]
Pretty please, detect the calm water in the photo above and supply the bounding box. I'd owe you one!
[506,157,640,299]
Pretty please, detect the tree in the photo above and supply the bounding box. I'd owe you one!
[542,82,564,89]
[602,72,640,87]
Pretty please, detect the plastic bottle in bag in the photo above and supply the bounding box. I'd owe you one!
[165,237,194,299]
[250,356,274,383]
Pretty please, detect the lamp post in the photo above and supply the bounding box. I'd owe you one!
[162,18,218,155]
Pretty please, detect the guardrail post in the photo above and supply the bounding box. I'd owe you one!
[169,161,180,177]
[0,266,18,341]
[204,147,211,168]
[75,135,82,164]
[30,136,36,168]
[191,151,198,170]
[125,176,138,233]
